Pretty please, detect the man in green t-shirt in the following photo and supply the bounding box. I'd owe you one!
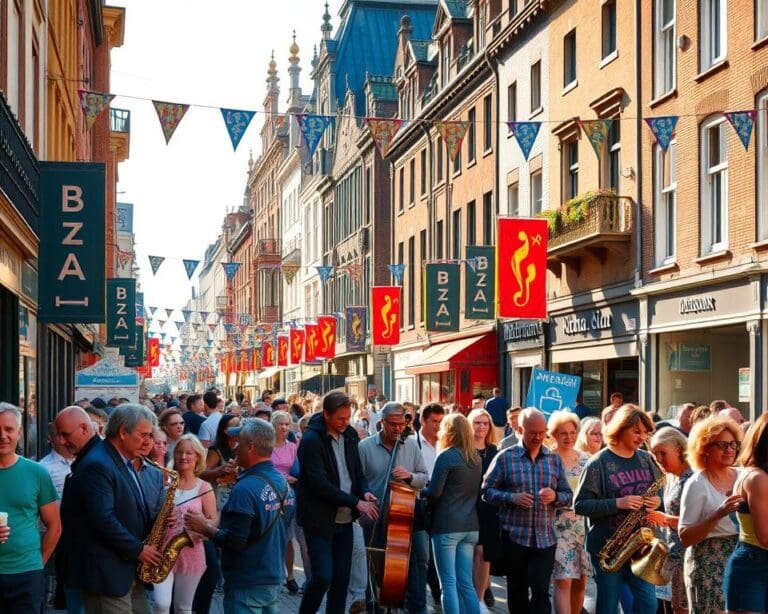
[0,402,61,611]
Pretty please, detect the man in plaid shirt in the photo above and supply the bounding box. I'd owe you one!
[482,408,572,614]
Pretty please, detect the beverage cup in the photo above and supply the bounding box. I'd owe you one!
[0,512,7,527]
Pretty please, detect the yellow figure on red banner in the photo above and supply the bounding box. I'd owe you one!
[511,231,537,307]
[497,218,547,319]
[350,312,364,343]
[381,295,398,339]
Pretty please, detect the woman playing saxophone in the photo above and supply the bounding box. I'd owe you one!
[574,404,662,614]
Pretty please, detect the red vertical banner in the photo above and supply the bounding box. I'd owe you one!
[263,341,275,367]
[316,316,337,359]
[148,337,160,367]
[251,347,261,371]
[371,286,401,345]
[238,349,249,373]
[290,328,306,363]
[277,335,289,366]
[305,324,319,362]
[219,353,227,374]
[496,218,548,319]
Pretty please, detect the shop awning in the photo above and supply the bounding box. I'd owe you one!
[405,334,492,375]
[257,366,281,381]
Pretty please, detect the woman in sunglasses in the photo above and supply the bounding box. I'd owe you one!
[679,415,743,613]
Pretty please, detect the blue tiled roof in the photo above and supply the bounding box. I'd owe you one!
[333,1,438,116]
[442,0,470,18]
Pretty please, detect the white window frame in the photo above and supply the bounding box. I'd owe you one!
[563,30,577,88]
[530,170,543,216]
[758,91,768,240]
[508,182,519,217]
[758,0,768,41]
[654,0,676,97]
[700,117,729,254]
[531,61,542,113]
[602,0,617,60]
[654,141,677,266]
[700,0,727,70]
[564,140,579,200]
[602,118,621,191]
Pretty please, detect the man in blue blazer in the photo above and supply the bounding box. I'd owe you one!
[63,403,163,612]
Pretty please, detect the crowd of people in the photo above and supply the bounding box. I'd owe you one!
[0,386,767,614]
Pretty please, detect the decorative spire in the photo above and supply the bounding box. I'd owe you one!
[266,50,279,93]
[289,30,299,65]
[321,2,333,39]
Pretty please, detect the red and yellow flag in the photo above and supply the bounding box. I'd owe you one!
[305,324,319,362]
[277,336,289,366]
[316,316,337,359]
[148,337,160,367]
[496,218,548,319]
[371,286,401,345]
[263,341,275,367]
[238,350,249,373]
[290,328,306,363]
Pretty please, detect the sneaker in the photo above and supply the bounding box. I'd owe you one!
[285,578,300,593]
[483,587,495,608]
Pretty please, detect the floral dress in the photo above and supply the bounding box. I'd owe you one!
[553,451,591,580]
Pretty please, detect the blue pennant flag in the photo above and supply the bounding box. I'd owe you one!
[174,320,184,329]
[159,332,166,340]
[507,121,542,160]
[148,255,165,275]
[223,323,234,334]
[182,259,200,280]
[220,108,256,151]
[182,309,192,323]
[223,262,241,281]
[387,263,406,285]
[297,114,334,157]
[199,311,210,322]
[726,111,756,151]
[148,306,158,317]
[206,339,214,347]
[316,265,334,283]
[644,116,678,152]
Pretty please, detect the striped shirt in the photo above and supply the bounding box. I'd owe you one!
[481,443,572,548]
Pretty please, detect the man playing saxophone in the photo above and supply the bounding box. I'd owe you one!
[574,404,662,614]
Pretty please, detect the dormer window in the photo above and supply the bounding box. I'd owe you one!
[441,38,451,86]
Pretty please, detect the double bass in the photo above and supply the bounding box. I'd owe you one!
[366,431,417,610]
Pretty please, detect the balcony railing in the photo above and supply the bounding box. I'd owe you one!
[110,108,130,133]
[255,238,281,257]
[0,90,39,235]
[547,195,633,273]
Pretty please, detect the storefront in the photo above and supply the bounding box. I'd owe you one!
[549,300,640,414]
[644,278,759,420]
[500,320,545,408]
[404,332,498,411]
[392,346,422,405]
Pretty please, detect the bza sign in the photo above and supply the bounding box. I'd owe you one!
[465,246,495,319]
[425,263,459,331]
[39,162,105,323]
[106,278,136,346]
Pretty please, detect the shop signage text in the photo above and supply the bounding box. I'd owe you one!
[425,263,460,332]
[106,278,136,347]
[465,246,495,320]
[563,310,613,335]
[679,296,716,315]
[0,239,21,293]
[503,320,543,342]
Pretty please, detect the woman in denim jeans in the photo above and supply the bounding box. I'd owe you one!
[422,413,481,614]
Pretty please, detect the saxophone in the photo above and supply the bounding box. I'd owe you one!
[598,472,671,586]
[137,458,193,584]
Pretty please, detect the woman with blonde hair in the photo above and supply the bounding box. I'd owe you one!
[548,411,591,614]
[574,404,661,614]
[648,427,693,614]
[467,408,501,611]
[679,416,743,613]
[576,417,603,456]
[422,413,481,614]
[153,434,216,614]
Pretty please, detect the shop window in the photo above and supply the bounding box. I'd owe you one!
[700,116,728,254]
[654,141,677,265]
[700,0,727,71]
[654,0,676,97]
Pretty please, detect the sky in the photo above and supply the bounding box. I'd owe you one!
[110,0,338,316]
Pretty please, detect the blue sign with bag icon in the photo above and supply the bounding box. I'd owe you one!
[525,368,582,417]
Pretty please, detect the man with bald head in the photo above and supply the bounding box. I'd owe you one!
[54,406,99,461]
[482,408,572,613]
[719,406,746,425]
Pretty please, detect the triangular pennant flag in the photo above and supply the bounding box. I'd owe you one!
[316,266,334,283]
[296,114,334,157]
[434,121,470,163]
[149,306,158,317]
[148,255,165,275]
[282,264,299,284]
[220,108,256,151]
[199,311,210,322]
[174,320,184,329]
[346,263,364,281]
[182,259,200,280]
[116,249,133,269]
[208,323,217,333]
[223,262,241,281]
[77,90,115,130]
[366,117,405,158]
[223,323,234,334]
[579,119,611,159]
[165,308,174,319]
[507,121,542,160]
[152,100,190,144]
[157,319,167,328]
[387,263,406,285]
[182,309,192,323]
[644,116,678,152]
[725,111,756,151]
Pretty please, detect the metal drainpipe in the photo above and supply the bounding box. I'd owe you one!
[420,123,434,346]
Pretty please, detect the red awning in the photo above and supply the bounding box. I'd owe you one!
[404,334,494,375]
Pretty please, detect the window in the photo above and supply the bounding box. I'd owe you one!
[759,0,768,40]
[654,142,677,265]
[700,0,727,70]
[408,237,415,326]
[482,191,493,245]
[759,92,768,240]
[467,108,477,163]
[453,147,461,174]
[452,210,462,259]
[531,171,543,215]
[436,220,444,259]
[507,82,517,122]
[441,39,451,87]
[409,159,415,204]
[420,149,427,195]
[436,141,444,183]
[508,182,520,216]
[602,0,617,59]
[654,0,676,97]
[398,167,405,212]
[510,0,518,17]
[398,242,405,324]
[467,200,476,245]
[604,119,621,191]
[564,140,579,200]
[483,95,492,151]
[531,61,542,112]
[564,30,577,87]
[700,117,728,253]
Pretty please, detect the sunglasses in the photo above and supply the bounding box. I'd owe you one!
[709,441,740,451]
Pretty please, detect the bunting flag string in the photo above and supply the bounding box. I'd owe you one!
[148,255,165,275]
[223,262,242,281]
[434,121,469,163]
[153,100,190,144]
[182,259,200,280]
[78,90,115,129]
[725,111,756,151]
[579,120,611,160]
[116,249,134,269]
[297,114,334,157]
[316,265,334,283]
[387,263,406,285]
[366,117,405,158]
[508,121,542,161]
[221,108,256,151]
[165,308,174,319]
[644,116,678,152]
[345,263,364,281]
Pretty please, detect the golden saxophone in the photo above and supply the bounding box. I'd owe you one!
[137,457,194,584]
[598,469,670,586]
